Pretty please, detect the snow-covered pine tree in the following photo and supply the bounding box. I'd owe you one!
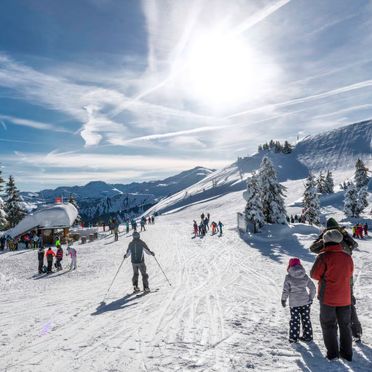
[316,172,326,194]
[324,170,334,194]
[303,173,320,225]
[356,186,369,216]
[0,165,6,229]
[243,173,264,233]
[282,141,292,154]
[4,175,26,228]
[355,159,369,190]
[344,182,358,217]
[257,156,287,224]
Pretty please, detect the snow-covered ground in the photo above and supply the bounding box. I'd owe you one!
[1,188,372,371]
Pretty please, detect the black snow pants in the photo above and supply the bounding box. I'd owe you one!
[320,303,352,361]
[38,259,44,274]
[289,304,313,341]
[132,263,149,289]
[47,259,53,273]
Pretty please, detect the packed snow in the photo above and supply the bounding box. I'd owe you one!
[1,184,372,371]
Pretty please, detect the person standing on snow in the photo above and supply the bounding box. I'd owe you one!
[66,244,77,270]
[281,258,316,343]
[218,221,224,236]
[363,223,368,236]
[311,229,354,361]
[124,231,155,293]
[193,220,198,238]
[37,246,45,274]
[126,220,130,234]
[45,247,56,274]
[55,244,63,271]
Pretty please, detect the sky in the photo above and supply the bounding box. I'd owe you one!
[1,0,372,191]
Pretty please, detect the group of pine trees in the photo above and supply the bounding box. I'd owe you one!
[344,159,370,218]
[258,140,293,154]
[244,157,287,233]
[0,166,26,230]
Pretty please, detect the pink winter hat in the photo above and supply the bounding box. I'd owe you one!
[287,257,301,271]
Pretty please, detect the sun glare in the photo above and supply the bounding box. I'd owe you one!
[183,31,276,109]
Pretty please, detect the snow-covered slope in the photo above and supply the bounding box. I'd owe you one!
[1,181,372,371]
[145,120,372,215]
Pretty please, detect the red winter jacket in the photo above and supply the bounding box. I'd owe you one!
[310,243,353,307]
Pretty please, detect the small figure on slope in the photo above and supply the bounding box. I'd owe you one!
[55,243,63,271]
[211,221,218,235]
[37,246,45,274]
[124,231,155,293]
[193,220,198,238]
[45,246,56,274]
[218,221,224,236]
[281,258,316,343]
[66,244,77,270]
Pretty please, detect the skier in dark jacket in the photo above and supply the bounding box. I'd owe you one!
[218,221,224,236]
[45,247,56,274]
[124,232,155,292]
[311,229,354,361]
[37,247,45,274]
[55,246,63,271]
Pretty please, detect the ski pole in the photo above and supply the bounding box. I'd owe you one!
[102,257,126,303]
[153,256,172,287]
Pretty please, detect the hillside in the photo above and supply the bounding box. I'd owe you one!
[145,120,372,216]
[20,167,214,222]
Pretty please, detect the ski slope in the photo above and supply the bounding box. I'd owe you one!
[1,190,372,371]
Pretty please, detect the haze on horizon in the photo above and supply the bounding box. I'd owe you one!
[1,0,372,191]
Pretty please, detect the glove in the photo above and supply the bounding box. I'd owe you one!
[281,300,286,308]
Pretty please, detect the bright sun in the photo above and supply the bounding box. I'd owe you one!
[183,30,276,109]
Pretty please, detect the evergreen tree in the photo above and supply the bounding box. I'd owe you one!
[262,143,269,151]
[269,140,275,149]
[257,157,287,224]
[316,172,326,194]
[303,173,320,225]
[324,170,334,194]
[0,165,6,229]
[344,182,358,217]
[355,159,369,190]
[243,173,264,233]
[274,141,282,153]
[356,186,369,216]
[258,145,263,152]
[4,175,26,228]
[282,141,293,154]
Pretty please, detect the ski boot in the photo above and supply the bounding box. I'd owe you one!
[133,286,140,293]
[144,287,150,293]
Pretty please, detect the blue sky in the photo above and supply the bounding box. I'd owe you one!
[1,0,372,191]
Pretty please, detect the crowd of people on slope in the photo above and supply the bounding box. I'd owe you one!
[352,223,368,239]
[281,217,362,362]
[287,214,306,224]
[37,237,77,274]
[0,230,43,251]
[192,212,224,238]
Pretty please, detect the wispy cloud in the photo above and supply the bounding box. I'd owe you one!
[0,114,70,132]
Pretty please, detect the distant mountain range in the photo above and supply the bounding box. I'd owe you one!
[145,120,372,215]
[21,167,214,222]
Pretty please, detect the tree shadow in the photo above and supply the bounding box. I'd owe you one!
[91,293,143,315]
[239,224,318,264]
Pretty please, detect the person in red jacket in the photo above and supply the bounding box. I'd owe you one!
[310,229,354,361]
[45,247,56,274]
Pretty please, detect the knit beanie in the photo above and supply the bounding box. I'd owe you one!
[287,257,301,271]
[323,229,343,244]
[326,218,339,229]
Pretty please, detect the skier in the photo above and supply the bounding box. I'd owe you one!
[124,231,155,292]
[218,221,224,236]
[352,225,356,238]
[311,229,354,361]
[66,244,77,270]
[32,234,39,249]
[193,220,198,238]
[45,247,56,274]
[211,221,218,235]
[281,258,316,343]
[364,223,368,236]
[125,220,130,234]
[140,217,146,232]
[151,216,155,224]
[114,222,119,242]
[37,246,45,274]
[55,244,63,271]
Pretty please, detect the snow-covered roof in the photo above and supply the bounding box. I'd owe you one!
[8,203,78,238]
